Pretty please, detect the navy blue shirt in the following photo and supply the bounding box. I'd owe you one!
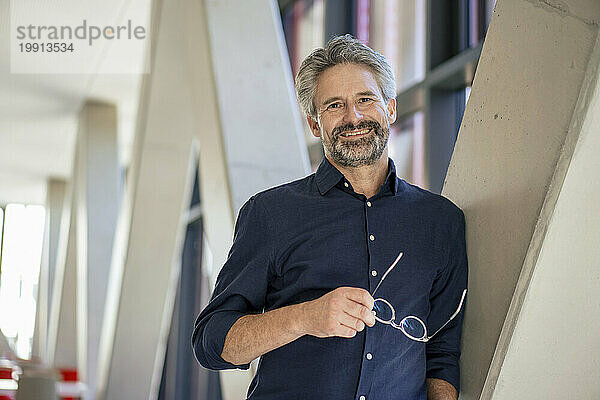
[192,157,468,400]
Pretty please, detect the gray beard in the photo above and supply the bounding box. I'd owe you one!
[322,123,389,167]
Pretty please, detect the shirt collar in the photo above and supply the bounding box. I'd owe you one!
[386,158,400,195]
[315,156,400,196]
[315,157,344,195]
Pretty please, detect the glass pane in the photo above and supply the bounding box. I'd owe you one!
[0,204,46,359]
[369,0,426,91]
[486,0,497,28]
[356,0,370,43]
[0,208,3,264]
[283,0,325,76]
[465,85,472,106]
[388,112,425,188]
[282,0,326,163]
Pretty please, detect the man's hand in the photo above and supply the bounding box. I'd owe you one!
[300,287,375,338]
[221,286,375,365]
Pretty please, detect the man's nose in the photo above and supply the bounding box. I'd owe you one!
[342,103,363,125]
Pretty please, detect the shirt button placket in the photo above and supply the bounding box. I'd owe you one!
[363,199,374,400]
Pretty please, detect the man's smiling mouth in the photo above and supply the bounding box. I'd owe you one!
[339,128,372,138]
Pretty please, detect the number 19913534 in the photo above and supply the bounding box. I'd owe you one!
[19,42,74,52]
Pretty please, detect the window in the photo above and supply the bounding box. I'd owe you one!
[0,208,4,266]
[282,0,325,77]
[388,112,425,187]
[369,0,426,92]
[0,204,46,358]
[279,0,496,191]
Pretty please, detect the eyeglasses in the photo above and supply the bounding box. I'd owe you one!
[371,252,467,343]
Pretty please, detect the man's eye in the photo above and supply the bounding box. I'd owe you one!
[359,97,374,103]
[327,103,342,109]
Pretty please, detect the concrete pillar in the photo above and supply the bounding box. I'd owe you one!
[96,0,309,398]
[47,182,77,370]
[74,102,120,399]
[441,0,600,398]
[96,0,199,397]
[196,0,311,397]
[490,28,600,400]
[33,179,66,362]
[47,101,120,399]
[204,0,310,212]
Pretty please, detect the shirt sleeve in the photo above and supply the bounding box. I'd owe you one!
[425,208,468,392]
[192,194,274,370]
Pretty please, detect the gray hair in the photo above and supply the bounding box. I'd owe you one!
[295,34,396,119]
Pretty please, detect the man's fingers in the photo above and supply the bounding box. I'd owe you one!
[344,300,375,327]
[343,287,375,310]
[336,324,357,338]
[308,287,376,339]
[339,311,365,333]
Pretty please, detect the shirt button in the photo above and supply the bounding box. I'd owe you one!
[344,182,349,188]
[366,201,372,207]
[371,270,377,277]
[369,234,375,241]
[366,353,373,360]
[359,396,366,400]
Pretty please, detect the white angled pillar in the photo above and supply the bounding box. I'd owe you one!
[491,27,600,399]
[33,178,66,363]
[96,0,199,397]
[441,0,600,398]
[195,1,310,397]
[203,0,310,212]
[48,181,77,371]
[97,0,309,398]
[75,101,121,399]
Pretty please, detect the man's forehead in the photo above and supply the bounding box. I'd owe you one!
[315,63,383,102]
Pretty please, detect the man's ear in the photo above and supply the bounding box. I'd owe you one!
[387,98,397,125]
[307,115,321,138]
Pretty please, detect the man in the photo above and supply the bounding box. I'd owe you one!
[192,35,468,400]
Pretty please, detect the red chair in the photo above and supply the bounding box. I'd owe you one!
[58,369,79,400]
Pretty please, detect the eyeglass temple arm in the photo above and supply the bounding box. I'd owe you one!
[371,252,403,296]
[427,289,468,341]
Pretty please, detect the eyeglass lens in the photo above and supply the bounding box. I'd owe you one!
[373,299,393,322]
[398,317,426,339]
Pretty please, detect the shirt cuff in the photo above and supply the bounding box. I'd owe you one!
[426,355,460,393]
[201,311,250,370]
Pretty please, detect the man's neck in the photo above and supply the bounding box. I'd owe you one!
[327,152,390,199]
